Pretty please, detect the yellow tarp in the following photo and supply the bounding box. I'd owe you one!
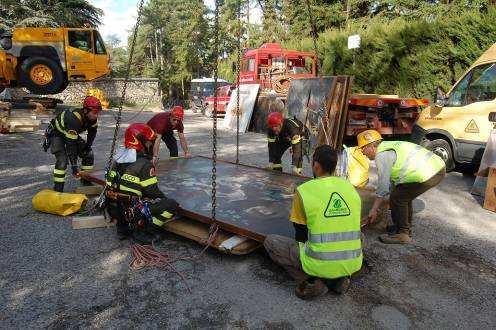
[347,146,370,188]
[86,88,109,109]
[32,189,88,216]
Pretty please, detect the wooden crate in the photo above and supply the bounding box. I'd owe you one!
[0,111,40,133]
[483,167,496,212]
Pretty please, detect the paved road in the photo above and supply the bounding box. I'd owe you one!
[1,109,495,329]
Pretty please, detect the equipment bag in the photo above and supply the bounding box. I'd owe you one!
[32,189,88,216]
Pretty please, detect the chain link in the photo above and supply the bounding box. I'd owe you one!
[211,0,221,223]
[96,0,145,208]
[235,0,242,164]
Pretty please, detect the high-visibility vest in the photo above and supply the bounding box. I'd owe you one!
[298,176,362,279]
[377,141,445,185]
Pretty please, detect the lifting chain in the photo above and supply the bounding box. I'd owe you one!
[235,0,242,164]
[211,0,221,225]
[97,0,145,207]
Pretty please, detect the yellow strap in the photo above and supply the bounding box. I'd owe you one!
[272,164,283,169]
[53,169,66,175]
[267,137,276,143]
[140,177,158,187]
[53,177,65,183]
[288,119,299,127]
[81,165,93,170]
[119,185,142,196]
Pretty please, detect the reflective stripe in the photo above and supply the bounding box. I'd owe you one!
[159,210,173,219]
[305,245,362,261]
[397,146,432,183]
[121,173,140,183]
[140,177,158,187]
[272,164,282,169]
[81,165,93,171]
[55,111,77,140]
[308,231,361,243]
[119,185,142,196]
[53,169,66,175]
[291,135,301,144]
[91,123,98,128]
[170,157,179,159]
[288,119,299,127]
[53,177,65,183]
[73,111,82,122]
[152,217,164,226]
[267,137,276,143]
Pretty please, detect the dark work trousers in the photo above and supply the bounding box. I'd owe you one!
[50,135,94,191]
[269,140,303,171]
[162,131,178,157]
[390,168,446,235]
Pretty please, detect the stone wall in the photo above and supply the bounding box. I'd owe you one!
[52,78,161,105]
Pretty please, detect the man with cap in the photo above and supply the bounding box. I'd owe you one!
[147,106,191,165]
[48,96,101,192]
[264,145,363,299]
[266,112,307,175]
[357,130,446,244]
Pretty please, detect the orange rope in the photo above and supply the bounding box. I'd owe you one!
[128,224,220,292]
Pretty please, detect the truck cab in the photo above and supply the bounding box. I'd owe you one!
[0,27,110,95]
[240,43,317,93]
[412,43,496,170]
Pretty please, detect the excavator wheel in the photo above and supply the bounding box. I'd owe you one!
[18,56,64,95]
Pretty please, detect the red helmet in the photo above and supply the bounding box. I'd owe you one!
[124,123,156,152]
[267,112,283,128]
[83,96,102,113]
[171,105,184,120]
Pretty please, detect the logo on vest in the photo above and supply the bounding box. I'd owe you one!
[324,192,351,218]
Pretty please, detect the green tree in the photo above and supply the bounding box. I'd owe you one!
[0,0,102,31]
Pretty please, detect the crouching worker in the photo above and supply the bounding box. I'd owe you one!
[105,123,179,239]
[264,145,363,300]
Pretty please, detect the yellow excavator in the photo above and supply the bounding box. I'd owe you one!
[0,27,110,95]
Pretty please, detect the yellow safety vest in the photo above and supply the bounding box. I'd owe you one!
[297,176,363,279]
[377,141,445,185]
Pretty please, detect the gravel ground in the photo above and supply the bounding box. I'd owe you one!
[1,108,495,329]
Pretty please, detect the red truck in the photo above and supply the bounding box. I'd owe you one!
[240,43,317,93]
[205,84,234,117]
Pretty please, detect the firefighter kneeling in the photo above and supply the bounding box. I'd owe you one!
[105,123,179,238]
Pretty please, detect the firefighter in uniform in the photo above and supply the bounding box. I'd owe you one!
[264,145,363,299]
[266,112,306,175]
[48,96,101,192]
[358,129,446,244]
[105,123,179,238]
[147,105,190,166]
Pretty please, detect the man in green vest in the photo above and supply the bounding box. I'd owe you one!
[357,129,446,244]
[264,145,363,300]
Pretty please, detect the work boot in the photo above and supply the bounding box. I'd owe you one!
[328,276,351,294]
[379,233,412,244]
[53,182,64,192]
[295,278,328,300]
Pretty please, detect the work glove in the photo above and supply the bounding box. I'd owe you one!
[71,165,80,177]
[292,166,303,176]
